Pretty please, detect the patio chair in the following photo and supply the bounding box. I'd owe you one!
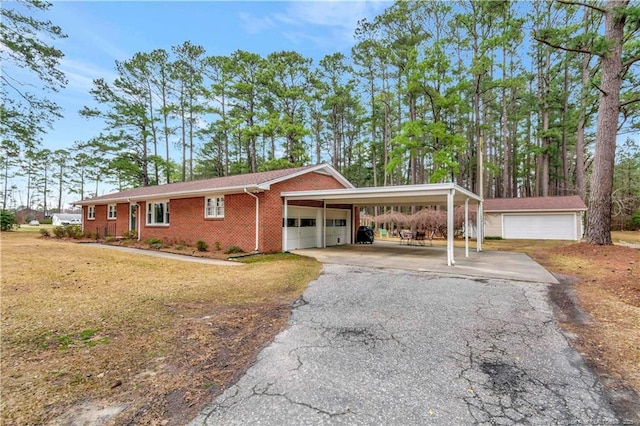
[399,230,412,245]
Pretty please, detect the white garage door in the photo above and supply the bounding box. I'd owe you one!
[285,207,319,250]
[325,209,349,246]
[284,207,351,250]
[503,214,576,240]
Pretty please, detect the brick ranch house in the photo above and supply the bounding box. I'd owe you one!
[74,164,358,253]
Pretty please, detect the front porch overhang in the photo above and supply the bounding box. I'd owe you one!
[281,183,484,266]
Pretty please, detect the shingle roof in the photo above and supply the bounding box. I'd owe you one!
[76,164,350,205]
[484,196,587,212]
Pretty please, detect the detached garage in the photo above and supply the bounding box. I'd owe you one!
[484,196,587,241]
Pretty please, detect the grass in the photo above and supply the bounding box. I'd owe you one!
[1,230,321,424]
[611,230,640,243]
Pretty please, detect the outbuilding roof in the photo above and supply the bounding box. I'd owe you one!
[75,163,352,205]
[484,196,587,212]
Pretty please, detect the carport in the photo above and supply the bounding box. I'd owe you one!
[282,183,483,266]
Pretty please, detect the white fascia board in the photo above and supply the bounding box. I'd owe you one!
[266,163,355,189]
[74,184,263,205]
[283,183,458,200]
[488,208,587,213]
[452,184,483,202]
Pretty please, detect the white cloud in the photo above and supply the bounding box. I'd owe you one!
[239,11,278,34]
[241,1,390,51]
[59,58,119,92]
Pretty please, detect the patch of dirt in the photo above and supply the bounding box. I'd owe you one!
[541,243,640,424]
[105,240,237,261]
[56,302,292,425]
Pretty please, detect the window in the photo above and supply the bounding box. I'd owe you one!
[107,204,117,220]
[284,218,298,227]
[87,206,95,220]
[326,219,334,227]
[146,201,169,225]
[205,196,224,218]
[335,219,347,226]
[300,218,316,227]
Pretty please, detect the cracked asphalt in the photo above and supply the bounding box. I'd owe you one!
[190,264,618,425]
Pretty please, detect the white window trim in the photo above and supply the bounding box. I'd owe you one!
[146,200,170,226]
[87,205,95,220]
[107,204,117,220]
[204,196,225,219]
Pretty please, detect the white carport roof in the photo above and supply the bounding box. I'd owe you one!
[282,183,484,266]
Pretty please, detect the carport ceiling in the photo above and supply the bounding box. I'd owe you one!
[282,183,482,206]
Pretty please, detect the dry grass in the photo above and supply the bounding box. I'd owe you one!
[612,230,640,244]
[1,230,320,424]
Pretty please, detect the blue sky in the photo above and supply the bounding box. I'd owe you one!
[39,0,390,154]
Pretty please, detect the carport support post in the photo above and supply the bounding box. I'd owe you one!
[447,189,455,266]
[323,201,326,248]
[283,197,288,252]
[465,198,469,258]
[477,201,483,252]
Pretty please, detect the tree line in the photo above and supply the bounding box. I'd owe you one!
[2,0,639,239]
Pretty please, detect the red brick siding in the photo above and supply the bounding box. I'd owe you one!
[82,203,131,237]
[87,171,351,252]
[260,172,349,252]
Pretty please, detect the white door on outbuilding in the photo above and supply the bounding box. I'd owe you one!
[503,214,577,240]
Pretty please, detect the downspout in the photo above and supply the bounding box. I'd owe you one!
[244,188,259,252]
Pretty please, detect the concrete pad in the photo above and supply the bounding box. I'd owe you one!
[292,241,558,284]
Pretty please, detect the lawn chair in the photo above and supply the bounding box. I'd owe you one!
[399,230,412,245]
[379,228,388,239]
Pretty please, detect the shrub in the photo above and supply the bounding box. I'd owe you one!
[224,245,244,254]
[0,210,18,231]
[52,226,66,238]
[196,240,209,252]
[214,241,221,251]
[631,210,640,230]
[104,236,117,243]
[175,244,186,250]
[39,228,51,237]
[40,218,52,225]
[65,225,83,239]
[121,230,138,240]
[145,237,163,249]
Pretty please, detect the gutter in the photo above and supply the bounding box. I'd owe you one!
[244,188,260,252]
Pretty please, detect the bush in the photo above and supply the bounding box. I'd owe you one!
[104,236,117,243]
[39,228,51,237]
[121,230,138,240]
[196,240,209,252]
[175,244,186,250]
[631,210,640,230]
[40,218,52,225]
[214,241,221,251]
[224,245,244,254]
[52,226,66,238]
[0,210,18,231]
[65,225,83,239]
[145,237,163,249]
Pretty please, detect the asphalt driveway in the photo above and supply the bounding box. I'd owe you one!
[190,264,617,425]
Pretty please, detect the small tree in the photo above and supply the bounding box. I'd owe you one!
[0,210,18,231]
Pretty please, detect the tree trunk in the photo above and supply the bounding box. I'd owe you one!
[585,0,626,245]
[575,10,592,201]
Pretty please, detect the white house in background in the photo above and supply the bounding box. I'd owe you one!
[52,214,82,226]
[483,196,587,241]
